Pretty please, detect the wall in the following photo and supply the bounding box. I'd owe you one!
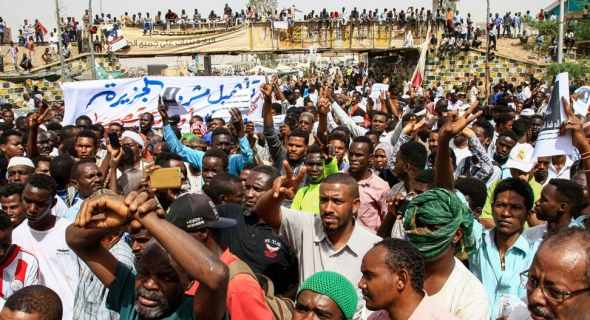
[0,54,121,107]
[423,50,546,91]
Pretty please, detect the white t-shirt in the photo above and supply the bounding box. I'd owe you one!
[52,196,67,218]
[430,258,489,320]
[12,218,80,320]
[450,140,472,167]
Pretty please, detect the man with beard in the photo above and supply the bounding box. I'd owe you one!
[139,112,161,154]
[469,178,539,319]
[525,178,583,242]
[0,183,26,228]
[360,238,458,320]
[346,137,389,233]
[523,228,590,320]
[216,165,298,297]
[489,130,518,180]
[12,174,79,320]
[66,191,229,320]
[63,160,107,221]
[291,143,338,214]
[256,168,382,318]
[160,104,253,177]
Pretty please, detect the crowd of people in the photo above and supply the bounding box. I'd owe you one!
[0,63,586,320]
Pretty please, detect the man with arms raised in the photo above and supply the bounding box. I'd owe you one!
[160,102,253,176]
[411,104,489,320]
[66,191,229,320]
[217,165,298,297]
[255,164,381,318]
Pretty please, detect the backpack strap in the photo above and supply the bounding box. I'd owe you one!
[228,260,257,281]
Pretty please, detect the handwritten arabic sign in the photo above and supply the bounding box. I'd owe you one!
[532,72,573,158]
[61,76,265,128]
[117,24,250,55]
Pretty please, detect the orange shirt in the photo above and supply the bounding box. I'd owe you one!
[186,246,273,320]
[445,11,454,22]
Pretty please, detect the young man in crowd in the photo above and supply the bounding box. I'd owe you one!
[12,174,78,320]
[256,166,381,318]
[0,285,62,319]
[360,238,459,320]
[217,165,299,297]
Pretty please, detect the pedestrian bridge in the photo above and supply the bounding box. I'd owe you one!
[115,21,417,57]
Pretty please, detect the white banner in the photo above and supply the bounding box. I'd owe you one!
[274,21,288,29]
[61,76,265,128]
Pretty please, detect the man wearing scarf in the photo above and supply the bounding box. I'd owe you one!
[403,188,489,320]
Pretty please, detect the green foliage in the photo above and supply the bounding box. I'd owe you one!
[546,60,590,80]
[255,54,279,68]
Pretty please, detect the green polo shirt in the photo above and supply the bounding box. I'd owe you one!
[106,263,196,320]
[480,178,543,228]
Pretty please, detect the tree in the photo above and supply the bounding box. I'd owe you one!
[546,60,590,81]
[247,0,278,16]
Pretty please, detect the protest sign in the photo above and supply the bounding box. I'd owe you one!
[370,83,389,99]
[532,72,573,158]
[61,76,265,128]
[102,24,128,51]
[573,86,590,115]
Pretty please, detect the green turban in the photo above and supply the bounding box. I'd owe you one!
[403,188,475,261]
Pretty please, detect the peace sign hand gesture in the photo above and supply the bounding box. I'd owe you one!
[260,74,273,99]
[314,132,335,162]
[272,160,308,200]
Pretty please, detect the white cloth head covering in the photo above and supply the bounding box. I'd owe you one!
[8,157,34,169]
[121,131,145,149]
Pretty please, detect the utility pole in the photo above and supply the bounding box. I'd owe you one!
[485,0,490,103]
[89,0,96,79]
[557,0,565,63]
[55,0,65,81]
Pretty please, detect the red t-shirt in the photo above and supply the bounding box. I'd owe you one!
[186,246,273,320]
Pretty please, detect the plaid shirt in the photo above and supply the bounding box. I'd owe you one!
[72,240,137,320]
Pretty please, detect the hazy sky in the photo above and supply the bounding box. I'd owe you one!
[3,0,553,42]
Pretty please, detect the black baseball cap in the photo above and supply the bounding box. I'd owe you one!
[166,194,237,232]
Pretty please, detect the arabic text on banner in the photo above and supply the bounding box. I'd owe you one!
[532,72,573,158]
[61,76,265,128]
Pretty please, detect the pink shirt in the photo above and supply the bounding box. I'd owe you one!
[354,171,389,233]
[368,293,460,320]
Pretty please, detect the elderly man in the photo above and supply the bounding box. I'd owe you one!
[293,271,358,320]
[523,228,590,320]
[360,238,458,320]
[66,191,229,320]
[120,131,146,169]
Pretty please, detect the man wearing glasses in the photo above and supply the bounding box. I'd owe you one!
[521,227,590,320]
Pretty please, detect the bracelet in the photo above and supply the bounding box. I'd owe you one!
[580,151,590,157]
[582,155,590,161]
[584,168,590,173]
